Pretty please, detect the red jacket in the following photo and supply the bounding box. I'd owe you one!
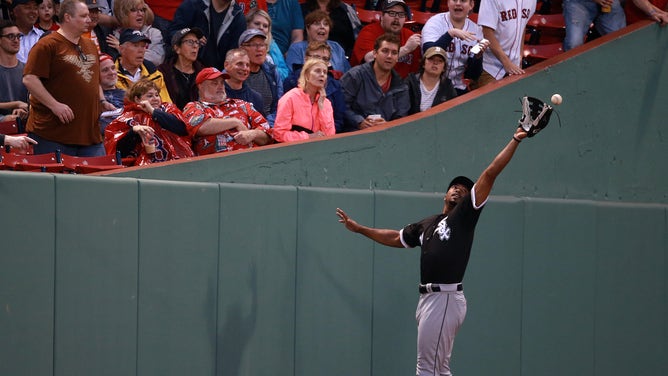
[104,102,194,166]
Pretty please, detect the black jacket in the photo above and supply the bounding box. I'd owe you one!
[405,73,457,115]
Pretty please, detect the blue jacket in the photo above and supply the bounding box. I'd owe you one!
[170,0,246,70]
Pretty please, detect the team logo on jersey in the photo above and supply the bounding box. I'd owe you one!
[434,217,451,241]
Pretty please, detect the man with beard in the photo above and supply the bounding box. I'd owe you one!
[350,0,421,78]
[337,124,535,376]
[223,48,265,117]
[341,33,409,130]
[183,67,273,155]
[10,0,44,63]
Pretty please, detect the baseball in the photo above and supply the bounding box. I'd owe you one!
[551,94,563,105]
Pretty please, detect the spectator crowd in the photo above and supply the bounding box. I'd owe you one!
[1,0,666,164]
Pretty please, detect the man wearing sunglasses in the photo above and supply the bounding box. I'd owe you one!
[23,0,106,156]
[351,0,421,78]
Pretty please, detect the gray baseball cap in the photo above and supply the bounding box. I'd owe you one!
[238,29,267,45]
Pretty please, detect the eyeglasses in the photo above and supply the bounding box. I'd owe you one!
[241,42,267,50]
[75,44,88,62]
[306,54,331,62]
[384,11,407,18]
[0,33,22,41]
[129,7,147,13]
[181,39,201,47]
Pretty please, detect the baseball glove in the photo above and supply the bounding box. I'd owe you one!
[518,96,553,137]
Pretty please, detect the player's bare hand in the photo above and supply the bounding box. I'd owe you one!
[51,102,74,124]
[4,135,37,152]
[336,208,360,233]
[514,126,528,141]
[448,29,477,41]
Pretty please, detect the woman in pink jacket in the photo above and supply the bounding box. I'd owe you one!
[273,58,336,142]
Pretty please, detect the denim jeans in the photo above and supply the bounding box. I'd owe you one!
[29,133,105,157]
[563,0,627,51]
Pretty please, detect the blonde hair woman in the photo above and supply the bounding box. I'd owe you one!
[273,58,335,142]
[106,0,165,65]
[245,7,289,80]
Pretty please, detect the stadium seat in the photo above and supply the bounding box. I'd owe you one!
[61,151,124,174]
[3,150,64,172]
[0,120,19,135]
[523,42,564,66]
[407,10,436,28]
[526,13,566,45]
[357,8,382,24]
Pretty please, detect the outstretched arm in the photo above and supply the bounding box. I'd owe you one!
[473,127,527,207]
[336,208,404,248]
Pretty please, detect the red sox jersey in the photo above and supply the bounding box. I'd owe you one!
[421,12,484,91]
[478,0,536,79]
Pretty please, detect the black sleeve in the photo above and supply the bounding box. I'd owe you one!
[423,33,454,53]
[463,55,483,80]
[0,134,5,146]
[116,131,141,157]
[152,109,188,136]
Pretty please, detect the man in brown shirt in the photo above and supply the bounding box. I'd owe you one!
[23,0,105,156]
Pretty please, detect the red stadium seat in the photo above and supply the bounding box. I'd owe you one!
[3,151,64,172]
[523,42,564,65]
[411,9,435,25]
[526,13,566,45]
[0,120,19,135]
[61,152,124,174]
[357,8,382,24]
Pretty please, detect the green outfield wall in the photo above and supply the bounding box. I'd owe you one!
[1,23,666,376]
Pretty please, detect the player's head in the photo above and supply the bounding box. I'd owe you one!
[443,176,474,211]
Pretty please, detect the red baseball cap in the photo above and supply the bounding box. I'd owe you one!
[195,67,230,85]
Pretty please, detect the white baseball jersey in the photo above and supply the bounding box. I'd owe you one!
[478,0,536,79]
[421,13,483,91]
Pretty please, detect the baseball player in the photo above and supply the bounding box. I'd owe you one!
[336,125,534,376]
[421,0,488,95]
[477,0,536,86]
